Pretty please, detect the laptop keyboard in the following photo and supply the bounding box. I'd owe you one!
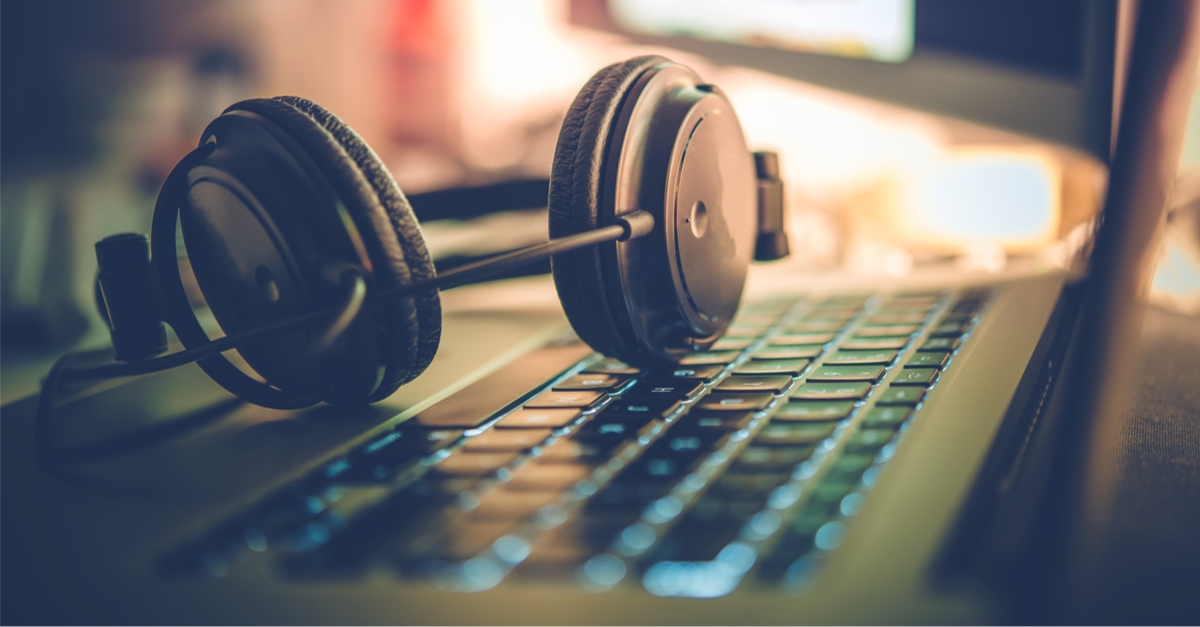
[163,289,991,597]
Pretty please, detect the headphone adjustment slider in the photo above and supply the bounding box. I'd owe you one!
[753,151,790,261]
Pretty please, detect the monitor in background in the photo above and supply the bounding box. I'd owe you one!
[571,0,1117,162]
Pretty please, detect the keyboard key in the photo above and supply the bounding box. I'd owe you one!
[553,374,627,391]
[461,429,554,452]
[808,479,856,508]
[652,432,724,458]
[578,401,674,436]
[572,420,639,440]
[841,337,909,350]
[711,336,756,351]
[524,390,605,409]
[710,471,791,495]
[520,533,600,568]
[736,359,810,375]
[342,428,465,483]
[583,360,640,374]
[883,295,936,309]
[538,438,624,464]
[733,445,816,470]
[622,379,704,400]
[432,452,521,476]
[951,300,982,315]
[855,324,919,337]
[774,400,856,421]
[876,386,925,405]
[746,297,799,313]
[868,312,927,325]
[929,321,968,337]
[772,332,837,345]
[755,422,837,445]
[732,313,781,326]
[678,351,741,365]
[825,454,875,482]
[506,464,593,491]
[246,487,345,539]
[820,295,868,307]
[861,406,912,428]
[790,382,871,401]
[649,510,745,562]
[806,365,885,383]
[675,411,755,432]
[423,520,519,561]
[905,352,950,369]
[920,337,961,352]
[788,320,846,333]
[725,323,771,338]
[495,408,582,428]
[623,449,701,483]
[891,368,938,386]
[715,375,793,393]
[469,490,562,520]
[586,483,666,513]
[802,308,859,321]
[646,364,725,380]
[754,345,824,360]
[930,316,968,333]
[845,429,895,452]
[694,392,776,412]
[826,350,896,365]
[878,303,934,314]
[601,399,681,421]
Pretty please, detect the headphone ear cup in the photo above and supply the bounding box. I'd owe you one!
[272,96,442,400]
[549,55,667,365]
[220,97,441,402]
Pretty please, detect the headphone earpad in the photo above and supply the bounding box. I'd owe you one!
[548,55,666,365]
[224,97,441,402]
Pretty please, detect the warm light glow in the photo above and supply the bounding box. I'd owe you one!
[897,148,1062,252]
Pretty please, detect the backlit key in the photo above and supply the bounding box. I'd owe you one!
[841,337,909,350]
[583,360,640,374]
[462,429,554,452]
[806,365,885,383]
[496,408,582,428]
[919,337,961,352]
[876,386,925,405]
[905,352,950,369]
[790,381,872,400]
[891,368,938,386]
[553,374,626,391]
[826,350,896,365]
[694,393,775,412]
[861,406,912,428]
[755,345,824,360]
[678,351,741,365]
[773,400,856,421]
[855,324,918,337]
[524,390,604,409]
[772,332,836,346]
[715,375,792,392]
[735,359,810,375]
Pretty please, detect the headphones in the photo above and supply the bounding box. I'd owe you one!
[68,56,790,421]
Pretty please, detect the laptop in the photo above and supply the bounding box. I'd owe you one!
[2,1,1197,623]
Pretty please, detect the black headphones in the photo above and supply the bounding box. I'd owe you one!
[63,56,789,424]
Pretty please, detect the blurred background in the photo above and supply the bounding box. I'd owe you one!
[2,0,1198,399]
